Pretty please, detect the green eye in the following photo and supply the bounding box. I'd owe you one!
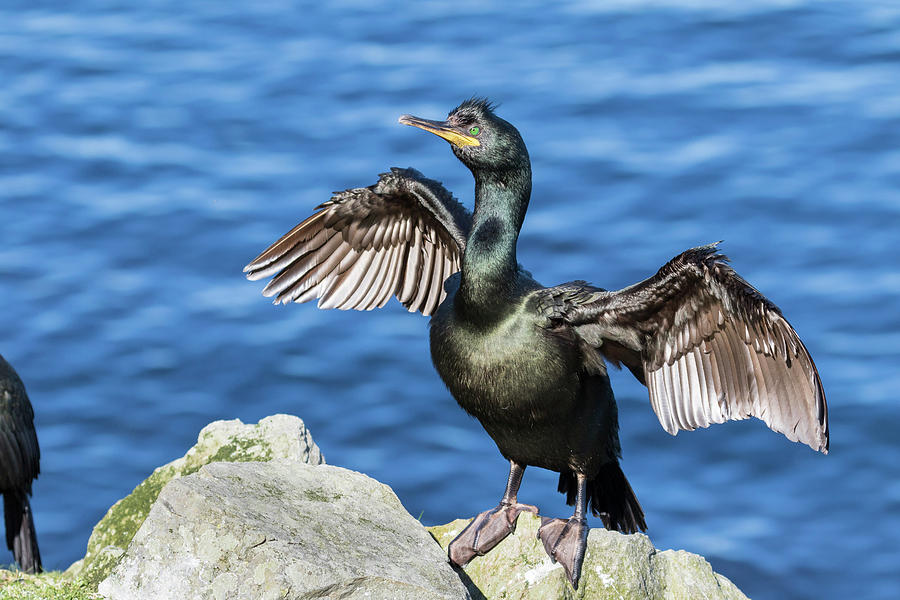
[468,126,480,136]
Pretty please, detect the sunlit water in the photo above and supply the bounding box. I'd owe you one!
[1,2,898,598]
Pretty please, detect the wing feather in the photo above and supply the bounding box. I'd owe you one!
[399,224,424,305]
[412,241,437,314]
[375,244,404,309]
[427,247,448,315]
[354,248,389,310]
[245,168,470,316]
[0,356,40,493]
[538,244,828,453]
[334,248,376,309]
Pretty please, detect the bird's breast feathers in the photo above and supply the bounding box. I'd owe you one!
[430,310,580,420]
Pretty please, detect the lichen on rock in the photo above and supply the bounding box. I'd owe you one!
[0,569,102,600]
[98,461,470,600]
[68,414,324,588]
[57,413,750,600]
[428,513,748,600]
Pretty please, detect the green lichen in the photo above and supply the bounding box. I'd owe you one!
[75,466,177,588]
[70,416,321,592]
[207,438,273,465]
[303,488,342,503]
[0,569,101,600]
[427,513,748,600]
[77,546,127,591]
[261,480,286,500]
[356,515,392,534]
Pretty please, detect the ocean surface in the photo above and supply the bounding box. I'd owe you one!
[1,1,898,597]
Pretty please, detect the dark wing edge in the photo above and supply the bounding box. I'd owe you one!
[244,167,471,316]
[0,357,41,493]
[540,243,829,454]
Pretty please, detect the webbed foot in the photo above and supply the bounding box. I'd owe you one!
[448,501,539,567]
[537,516,589,589]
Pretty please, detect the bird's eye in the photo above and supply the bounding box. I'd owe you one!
[469,126,480,136]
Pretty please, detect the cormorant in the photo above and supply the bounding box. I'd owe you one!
[0,354,42,573]
[245,98,828,589]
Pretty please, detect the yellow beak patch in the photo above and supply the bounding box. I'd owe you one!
[399,115,480,147]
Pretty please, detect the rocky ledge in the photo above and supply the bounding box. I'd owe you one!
[15,415,747,599]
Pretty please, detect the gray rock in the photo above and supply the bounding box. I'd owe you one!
[98,461,470,600]
[70,414,323,588]
[429,513,748,599]
[67,413,748,599]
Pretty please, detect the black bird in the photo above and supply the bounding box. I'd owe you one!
[0,354,42,573]
[245,99,828,589]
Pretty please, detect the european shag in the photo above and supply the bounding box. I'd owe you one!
[0,354,42,574]
[245,99,828,589]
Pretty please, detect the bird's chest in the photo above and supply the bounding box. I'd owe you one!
[429,302,579,424]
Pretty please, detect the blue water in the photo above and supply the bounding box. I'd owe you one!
[1,1,898,597]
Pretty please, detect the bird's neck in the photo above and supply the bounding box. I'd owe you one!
[457,165,532,321]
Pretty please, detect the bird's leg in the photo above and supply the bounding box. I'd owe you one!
[537,472,590,589]
[448,460,538,567]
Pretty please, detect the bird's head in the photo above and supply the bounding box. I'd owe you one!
[399,98,529,175]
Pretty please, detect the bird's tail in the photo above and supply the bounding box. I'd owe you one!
[4,491,42,573]
[558,461,647,534]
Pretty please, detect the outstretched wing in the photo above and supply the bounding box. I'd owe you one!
[245,167,471,316]
[0,355,40,494]
[538,244,828,453]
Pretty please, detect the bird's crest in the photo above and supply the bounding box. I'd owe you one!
[451,97,498,119]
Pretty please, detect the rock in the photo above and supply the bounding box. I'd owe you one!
[70,414,323,588]
[429,513,748,600]
[65,413,748,599]
[98,461,470,600]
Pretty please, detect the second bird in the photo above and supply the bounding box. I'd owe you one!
[245,99,829,589]
[0,354,42,574]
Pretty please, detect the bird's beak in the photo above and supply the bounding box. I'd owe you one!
[398,115,480,147]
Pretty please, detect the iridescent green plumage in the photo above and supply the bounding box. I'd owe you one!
[246,98,828,589]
